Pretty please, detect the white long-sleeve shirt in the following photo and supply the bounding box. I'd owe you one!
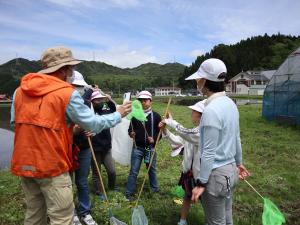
[163,119,200,177]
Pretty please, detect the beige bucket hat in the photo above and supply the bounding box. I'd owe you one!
[39,46,82,74]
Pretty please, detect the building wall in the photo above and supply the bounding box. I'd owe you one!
[155,88,181,96]
[236,84,249,95]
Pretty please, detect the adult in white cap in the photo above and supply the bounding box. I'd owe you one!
[70,71,89,86]
[186,58,250,225]
[71,73,100,225]
[159,99,206,225]
[125,90,162,201]
[10,46,132,225]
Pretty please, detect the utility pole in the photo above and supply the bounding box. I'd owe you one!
[172,79,174,91]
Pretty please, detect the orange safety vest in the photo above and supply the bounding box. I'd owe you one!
[11,73,75,178]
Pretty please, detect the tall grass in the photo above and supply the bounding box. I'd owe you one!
[0,103,299,225]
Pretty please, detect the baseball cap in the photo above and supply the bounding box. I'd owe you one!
[185,58,227,82]
[188,99,206,113]
[170,144,184,157]
[91,90,107,101]
[137,90,152,100]
[70,71,88,86]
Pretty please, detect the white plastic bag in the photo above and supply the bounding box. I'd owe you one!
[111,117,133,166]
[132,205,148,225]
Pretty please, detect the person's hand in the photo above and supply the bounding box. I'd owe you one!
[191,186,205,203]
[117,101,132,118]
[238,164,250,180]
[105,94,112,102]
[91,84,99,91]
[73,124,82,135]
[84,131,95,137]
[147,136,154,144]
[129,131,136,139]
[158,121,166,129]
[165,111,173,119]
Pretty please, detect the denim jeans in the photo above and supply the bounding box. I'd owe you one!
[75,148,91,216]
[125,147,159,195]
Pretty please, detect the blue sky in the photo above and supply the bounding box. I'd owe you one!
[1,0,300,68]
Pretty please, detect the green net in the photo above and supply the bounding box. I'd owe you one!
[127,100,147,122]
[262,198,286,225]
[171,185,185,198]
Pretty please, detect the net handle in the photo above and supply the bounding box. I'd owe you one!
[244,179,264,200]
[88,137,110,206]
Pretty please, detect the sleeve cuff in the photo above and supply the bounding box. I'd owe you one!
[115,112,122,123]
[165,119,179,128]
[195,179,207,188]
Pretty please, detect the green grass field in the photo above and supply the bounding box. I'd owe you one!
[0,104,299,225]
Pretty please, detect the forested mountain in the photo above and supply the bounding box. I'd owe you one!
[0,59,185,95]
[179,33,300,88]
[1,33,300,95]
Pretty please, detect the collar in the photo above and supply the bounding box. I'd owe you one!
[205,91,226,106]
[144,107,152,116]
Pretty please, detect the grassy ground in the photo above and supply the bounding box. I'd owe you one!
[0,103,299,225]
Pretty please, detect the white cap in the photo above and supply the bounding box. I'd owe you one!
[71,71,88,86]
[137,90,152,100]
[188,99,206,113]
[170,143,184,157]
[185,58,227,82]
[91,90,106,101]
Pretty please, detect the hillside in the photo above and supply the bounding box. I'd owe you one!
[179,33,300,88]
[2,33,300,94]
[0,59,185,95]
[128,62,185,77]
[0,104,299,224]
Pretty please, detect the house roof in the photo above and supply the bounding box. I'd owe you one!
[248,74,269,81]
[229,70,275,82]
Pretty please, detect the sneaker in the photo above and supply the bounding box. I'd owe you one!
[125,194,135,202]
[98,193,107,201]
[73,215,82,225]
[152,189,167,196]
[177,219,188,225]
[112,186,120,192]
[81,214,98,225]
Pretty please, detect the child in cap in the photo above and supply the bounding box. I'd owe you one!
[159,99,206,225]
[125,90,162,201]
[89,90,118,197]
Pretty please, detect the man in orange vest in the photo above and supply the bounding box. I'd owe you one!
[10,46,132,225]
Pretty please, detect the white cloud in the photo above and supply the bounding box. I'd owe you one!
[0,42,159,69]
[88,46,158,68]
[46,0,140,9]
[203,1,300,45]
[1,0,300,68]
[189,49,204,58]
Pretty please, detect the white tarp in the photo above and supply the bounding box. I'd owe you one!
[111,117,133,166]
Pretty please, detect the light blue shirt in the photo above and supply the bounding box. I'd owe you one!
[197,95,242,183]
[11,90,121,133]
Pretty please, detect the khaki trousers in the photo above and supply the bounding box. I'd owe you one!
[201,163,239,225]
[21,172,74,225]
